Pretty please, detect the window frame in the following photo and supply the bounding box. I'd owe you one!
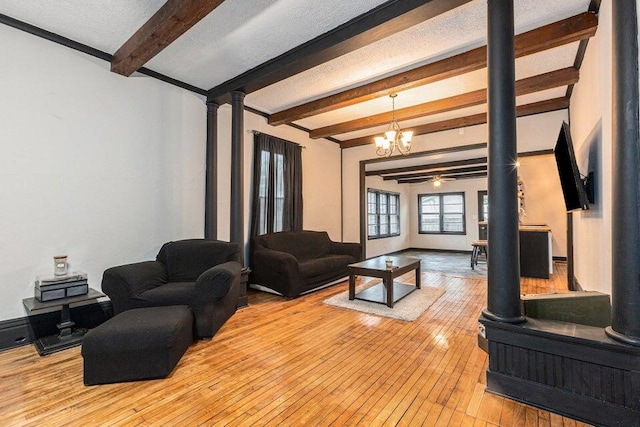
[367,188,401,239]
[418,192,466,235]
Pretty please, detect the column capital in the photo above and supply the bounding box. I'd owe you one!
[231,90,246,102]
[206,99,219,110]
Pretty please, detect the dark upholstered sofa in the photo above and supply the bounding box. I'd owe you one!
[102,239,242,339]
[250,230,362,298]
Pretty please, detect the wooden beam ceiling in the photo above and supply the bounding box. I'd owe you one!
[310,67,577,139]
[207,0,472,104]
[268,12,597,126]
[397,171,487,184]
[341,96,570,148]
[111,0,226,76]
[383,164,487,180]
[366,156,487,176]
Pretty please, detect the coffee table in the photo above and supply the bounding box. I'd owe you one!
[348,255,421,308]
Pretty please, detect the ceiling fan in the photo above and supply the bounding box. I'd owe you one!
[429,175,456,189]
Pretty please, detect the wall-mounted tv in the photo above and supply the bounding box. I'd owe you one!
[554,121,590,211]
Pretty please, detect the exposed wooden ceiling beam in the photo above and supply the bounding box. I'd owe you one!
[341,96,570,149]
[111,0,226,76]
[383,165,487,180]
[397,171,487,184]
[269,12,597,126]
[311,67,577,138]
[366,156,487,176]
[207,0,472,104]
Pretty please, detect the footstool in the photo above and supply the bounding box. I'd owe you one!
[81,305,193,385]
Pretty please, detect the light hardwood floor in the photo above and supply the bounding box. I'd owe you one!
[0,260,591,426]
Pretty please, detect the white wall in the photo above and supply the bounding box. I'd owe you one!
[568,0,612,293]
[517,155,567,258]
[0,25,344,322]
[0,26,207,321]
[342,110,569,258]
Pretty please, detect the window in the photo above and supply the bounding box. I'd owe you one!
[250,132,303,237]
[368,189,400,238]
[418,192,466,234]
[257,150,285,235]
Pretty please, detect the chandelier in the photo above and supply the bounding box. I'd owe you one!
[374,94,413,157]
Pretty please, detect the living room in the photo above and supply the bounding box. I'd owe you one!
[1,0,638,425]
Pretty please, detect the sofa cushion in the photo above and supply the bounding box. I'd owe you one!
[135,282,195,306]
[257,231,331,261]
[298,254,355,279]
[158,239,240,282]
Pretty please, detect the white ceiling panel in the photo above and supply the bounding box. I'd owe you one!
[145,0,390,89]
[0,0,166,54]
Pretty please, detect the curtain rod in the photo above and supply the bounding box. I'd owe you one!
[251,130,307,148]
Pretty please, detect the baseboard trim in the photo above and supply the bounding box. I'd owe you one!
[0,300,113,353]
[552,256,567,262]
[392,247,471,255]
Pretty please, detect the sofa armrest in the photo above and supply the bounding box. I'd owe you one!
[329,241,363,262]
[194,261,242,301]
[101,261,167,311]
[253,248,300,275]
[250,248,302,297]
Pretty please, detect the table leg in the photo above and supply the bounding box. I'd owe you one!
[385,272,393,308]
[416,264,421,289]
[348,273,355,300]
[57,304,75,338]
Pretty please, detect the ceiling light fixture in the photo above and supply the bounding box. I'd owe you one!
[374,94,412,157]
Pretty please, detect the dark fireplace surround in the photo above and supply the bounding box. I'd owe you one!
[480,317,640,426]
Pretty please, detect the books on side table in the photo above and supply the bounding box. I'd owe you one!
[35,272,88,302]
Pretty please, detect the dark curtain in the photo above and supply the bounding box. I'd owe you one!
[250,132,303,236]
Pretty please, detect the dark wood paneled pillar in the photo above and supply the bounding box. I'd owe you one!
[607,0,640,346]
[482,0,525,323]
[230,91,245,248]
[205,100,218,239]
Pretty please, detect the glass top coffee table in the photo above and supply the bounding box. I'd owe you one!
[348,255,421,308]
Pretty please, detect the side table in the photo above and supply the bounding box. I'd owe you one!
[23,287,105,356]
[237,268,250,309]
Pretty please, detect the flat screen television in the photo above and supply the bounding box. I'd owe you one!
[554,121,590,211]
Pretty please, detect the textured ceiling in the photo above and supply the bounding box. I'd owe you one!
[0,1,166,54]
[146,0,390,89]
[0,0,592,154]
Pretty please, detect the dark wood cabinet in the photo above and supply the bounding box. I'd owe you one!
[519,226,552,279]
[477,223,552,279]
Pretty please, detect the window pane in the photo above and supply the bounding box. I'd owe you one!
[482,195,489,220]
[368,191,377,204]
[390,215,399,234]
[443,194,464,214]
[368,225,378,236]
[379,194,388,214]
[420,214,440,232]
[389,195,397,214]
[421,196,440,213]
[443,214,464,232]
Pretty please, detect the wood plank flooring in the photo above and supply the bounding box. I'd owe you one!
[0,260,592,426]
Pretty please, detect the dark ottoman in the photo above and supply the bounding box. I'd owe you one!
[81,305,193,385]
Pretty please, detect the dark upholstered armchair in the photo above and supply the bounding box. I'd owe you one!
[250,230,362,298]
[102,239,242,339]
